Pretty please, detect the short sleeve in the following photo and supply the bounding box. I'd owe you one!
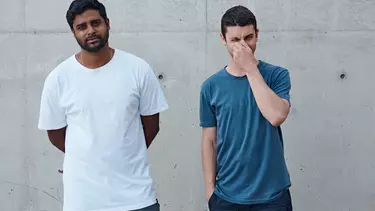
[271,68,291,103]
[139,65,169,116]
[38,75,67,130]
[199,84,216,127]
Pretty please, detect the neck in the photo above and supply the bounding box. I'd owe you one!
[226,58,260,77]
[77,44,114,69]
[226,59,245,77]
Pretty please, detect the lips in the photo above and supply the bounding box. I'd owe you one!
[86,37,99,44]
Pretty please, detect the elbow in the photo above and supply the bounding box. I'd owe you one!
[268,104,290,126]
[146,125,160,135]
[269,113,288,127]
[202,138,216,150]
[151,125,160,139]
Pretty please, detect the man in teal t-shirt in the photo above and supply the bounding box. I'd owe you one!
[200,5,293,211]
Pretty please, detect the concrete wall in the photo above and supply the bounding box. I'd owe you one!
[1,0,374,210]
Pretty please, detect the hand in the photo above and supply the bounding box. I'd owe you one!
[233,41,258,75]
[205,187,214,201]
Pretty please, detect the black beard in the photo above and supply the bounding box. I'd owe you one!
[77,30,109,52]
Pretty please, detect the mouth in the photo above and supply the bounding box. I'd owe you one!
[86,37,99,44]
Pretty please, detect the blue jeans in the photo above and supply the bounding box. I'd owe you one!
[208,189,293,211]
[131,202,160,211]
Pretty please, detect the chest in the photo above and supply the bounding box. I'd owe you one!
[213,80,255,112]
[59,71,140,119]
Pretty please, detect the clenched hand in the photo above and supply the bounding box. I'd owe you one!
[233,40,258,76]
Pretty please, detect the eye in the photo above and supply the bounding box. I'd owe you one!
[76,24,86,30]
[245,35,254,40]
[92,20,101,26]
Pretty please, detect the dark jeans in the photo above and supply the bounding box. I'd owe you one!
[208,190,292,211]
[131,202,160,211]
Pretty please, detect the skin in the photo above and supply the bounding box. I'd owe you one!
[48,9,160,173]
[202,24,290,200]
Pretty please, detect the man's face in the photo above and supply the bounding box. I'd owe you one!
[220,24,258,58]
[72,9,110,52]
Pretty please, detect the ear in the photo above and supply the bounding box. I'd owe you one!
[71,29,77,38]
[106,18,111,30]
[255,28,259,41]
[220,32,227,45]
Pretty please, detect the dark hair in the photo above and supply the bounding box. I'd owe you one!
[66,0,108,30]
[221,5,257,39]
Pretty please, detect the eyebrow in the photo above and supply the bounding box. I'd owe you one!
[75,19,102,28]
[231,33,254,40]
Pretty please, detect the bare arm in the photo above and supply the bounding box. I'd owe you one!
[47,126,67,153]
[247,71,290,126]
[233,41,290,126]
[202,127,217,200]
[141,113,160,148]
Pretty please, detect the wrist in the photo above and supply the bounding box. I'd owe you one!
[206,180,215,189]
[245,66,261,79]
[205,186,215,200]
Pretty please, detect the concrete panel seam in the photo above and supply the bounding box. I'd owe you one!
[0,30,209,35]
[2,29,375,35]
[207,29,375,33]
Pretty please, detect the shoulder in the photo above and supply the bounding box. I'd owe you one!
[43,55,76,88]
[259,60,290,80]
[114,49,152,73]
[260,60,288,73]
[114,49,157,89]
[201,68,226,93]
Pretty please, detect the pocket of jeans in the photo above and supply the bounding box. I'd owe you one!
[208,192,216,208]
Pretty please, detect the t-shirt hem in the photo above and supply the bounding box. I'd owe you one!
[278,95,290,102]
[214,184,291,205]
[200,122,216,127]
[64,199,157,211]
[140,104,169,116]
[38,122,67,130]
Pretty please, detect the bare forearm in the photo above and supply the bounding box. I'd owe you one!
[47,127,66,153]
[53,141,65,153]
[202,140,217,198]
[247,70,289,126]
[144,127,159,148]
[141,114,160,149]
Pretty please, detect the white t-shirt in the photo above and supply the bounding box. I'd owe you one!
[38,49,169,211]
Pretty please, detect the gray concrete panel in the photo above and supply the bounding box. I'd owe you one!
[111,32,207,210]
[1,0,375,210]
[0,0,25,32]
[106,0,206,32]
[25,0,71,32]
[0,35,27,79]
[25,0,206,33]
[208,0,375,32]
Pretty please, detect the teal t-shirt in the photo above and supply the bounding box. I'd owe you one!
[199,60,292,204]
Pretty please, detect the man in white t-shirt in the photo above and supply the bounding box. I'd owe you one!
[37,0,168,210]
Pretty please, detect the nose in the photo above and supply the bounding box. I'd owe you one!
[87,25,96,36]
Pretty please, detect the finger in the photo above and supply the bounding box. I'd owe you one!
[234,44,244,53]
[233,45,239,54]
[239,40,248,48]
[233,43,239,50]
[233,49,238,58]
[238,41,252,53]
[248,46,253,54]
[236,42,245,50]
[233,48,239,59]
